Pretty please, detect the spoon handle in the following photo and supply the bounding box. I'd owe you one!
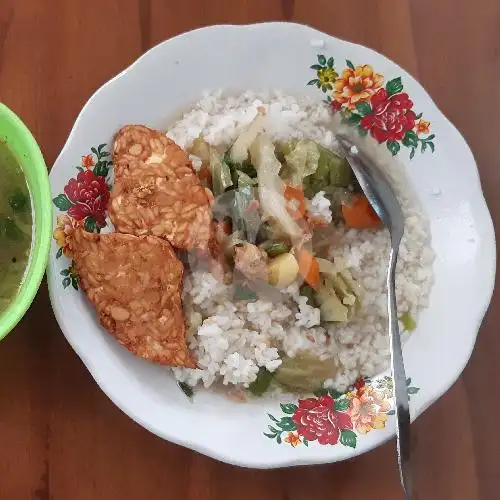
[387,242,412,499]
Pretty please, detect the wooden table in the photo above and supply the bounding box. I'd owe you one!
[0,1,498,498]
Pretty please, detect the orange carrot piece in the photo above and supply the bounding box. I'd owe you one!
[341,195,382,229]
[297,248,321,289]
[284,185,306,220]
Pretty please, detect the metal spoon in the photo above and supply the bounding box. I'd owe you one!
[336,134,411,499]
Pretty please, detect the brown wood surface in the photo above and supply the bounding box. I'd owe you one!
[0,0,498,498]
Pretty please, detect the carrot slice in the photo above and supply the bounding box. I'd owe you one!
[284,185,306,220]
[341,195,382,229]
[297,248,320,289]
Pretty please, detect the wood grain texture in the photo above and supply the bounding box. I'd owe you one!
[0,0,498,498]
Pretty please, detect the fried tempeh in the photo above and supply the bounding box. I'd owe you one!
[109,125,213,250]
[69,227,196,368]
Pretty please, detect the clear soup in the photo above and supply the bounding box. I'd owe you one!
[0,141,33,313]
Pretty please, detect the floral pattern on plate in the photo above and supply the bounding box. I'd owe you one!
[265,377,420,448]
[308,55,436,158]
[52,144,113,288]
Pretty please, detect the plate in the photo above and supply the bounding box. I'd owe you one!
[47,22,495,468]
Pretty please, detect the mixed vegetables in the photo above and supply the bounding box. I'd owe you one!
[189,114,378,302]
[185,114,414,396]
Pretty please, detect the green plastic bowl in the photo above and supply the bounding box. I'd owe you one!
[0,104,52,340]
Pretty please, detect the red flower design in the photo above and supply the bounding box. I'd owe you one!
[292,395,353,445]
[360,89,416,143]
[329,100,342,112]
[64,170,109,228]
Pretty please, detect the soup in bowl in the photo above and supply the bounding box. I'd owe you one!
[0,104,51,340]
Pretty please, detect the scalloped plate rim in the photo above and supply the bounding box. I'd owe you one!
[47,22,496,468]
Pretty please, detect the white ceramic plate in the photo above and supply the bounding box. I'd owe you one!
[47,22,495,468]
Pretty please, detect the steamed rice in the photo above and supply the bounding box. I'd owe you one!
[167,90,435,393]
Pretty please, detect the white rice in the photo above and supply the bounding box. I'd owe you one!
[167,90,435,393]
[307,191,333,223]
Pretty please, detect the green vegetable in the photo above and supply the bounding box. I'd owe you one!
[234,284,258,301]
[255,220,290,245]
[188,137,234,194]
[0,216,24,241]
[303,177,324,199]
[276,140,296,159]
[329,274,356,306]
[318,259,363,302]
[320,146,354,188]
[275,354,338,393]
[263,241,290,258]
[236,170,258,187]
[224,150,258,185]
[210,149,233,195]
[316,281,349,322]
[315,259,364,322]
[249,367,275,396]
[178,381,194,399]
[283,140,320,185]
[232,186,260,243]
[8,188,29,213]
[400,311,417,332]
[299,284,319,307]
[303,146,354,197]
[338,269,364,302]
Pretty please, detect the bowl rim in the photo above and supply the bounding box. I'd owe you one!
[0,103,52,340]
[47,22,496,467]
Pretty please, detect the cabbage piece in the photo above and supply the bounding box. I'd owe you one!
[230,114,267,163]
[236,170,258,187]
[232,186,260,243]
[188,137,233,195]
[223,150,258,186]
[250,134,302,241]
[210,149,233,196]
[283,140,321,186]
[319,146,353,188]
[212,187,260,244]
[275,354,338,393]
[212,159,233,195]
[303,146,354,198]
